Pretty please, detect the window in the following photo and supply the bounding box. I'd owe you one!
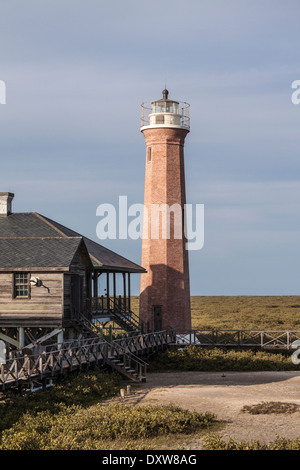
[14,273,29,298]
[155,115,164,124]
[147,147,152,163]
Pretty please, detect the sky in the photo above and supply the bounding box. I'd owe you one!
[1,0,300,296]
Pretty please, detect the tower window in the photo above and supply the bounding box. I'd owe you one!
[147,147,152,163]
[14,272,30,298]
[156,115,164,124]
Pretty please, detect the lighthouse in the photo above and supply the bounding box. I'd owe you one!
[139,89,191,333]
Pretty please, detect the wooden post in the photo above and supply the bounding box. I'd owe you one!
[0,340,6,365]
[123,272,126,310]
[113,272,116,310]
[128,273,131,311]
[0,363,4,384]
[18,328,25,350]
[106,272,110,310]
[93,272,98,311]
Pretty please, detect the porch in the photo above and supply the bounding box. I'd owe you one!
[84,270,145,333]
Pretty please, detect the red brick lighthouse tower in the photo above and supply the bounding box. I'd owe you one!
[139,89,191,333]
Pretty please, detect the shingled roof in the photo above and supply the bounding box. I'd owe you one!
[0,237,88,270]
[0,212,145,273]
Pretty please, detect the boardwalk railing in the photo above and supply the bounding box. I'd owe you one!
[0,329,175,392]
[114,329,176,354]
[175,330,300,350]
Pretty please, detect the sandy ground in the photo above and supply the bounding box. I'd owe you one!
[129,371,300,446]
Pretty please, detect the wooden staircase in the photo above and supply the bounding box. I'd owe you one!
[108,298,144,334]
[88,297,145,334]
[71,314,103,338]
[71,314,147,382]
[105,341,147,382]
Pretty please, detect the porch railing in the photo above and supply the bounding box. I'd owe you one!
[87,296,131,314]
[85,296,145,333]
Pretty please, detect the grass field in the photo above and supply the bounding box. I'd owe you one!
[131,296,300,330]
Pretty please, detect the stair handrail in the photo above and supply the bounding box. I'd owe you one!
[75,313,114,340]
[107,337,148,367]
[105,337,148,380]
[69,314,147,372]
[109,297,145,332]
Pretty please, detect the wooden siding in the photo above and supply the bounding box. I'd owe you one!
[0,272,64,327]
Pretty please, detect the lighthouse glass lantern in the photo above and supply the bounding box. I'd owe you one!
[141,89,190,131]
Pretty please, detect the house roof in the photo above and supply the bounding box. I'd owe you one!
[0,212,145,273]
[0,237,86,270]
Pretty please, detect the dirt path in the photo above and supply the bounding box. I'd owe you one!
[130,371,300,446]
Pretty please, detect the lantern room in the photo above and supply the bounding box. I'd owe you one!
[140,89,190,131]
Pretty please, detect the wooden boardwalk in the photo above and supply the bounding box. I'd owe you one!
[2,328,299,393]
[176,329,300,350]
[0,329,176,392]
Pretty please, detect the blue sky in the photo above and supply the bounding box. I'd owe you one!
[1,0,300,295]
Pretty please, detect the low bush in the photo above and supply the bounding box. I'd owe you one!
[148,346,298,372]
[0,404,216,450]
[202,434,300,450]
[0,368,121,432]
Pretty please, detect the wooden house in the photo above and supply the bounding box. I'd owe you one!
[0,193,145,351]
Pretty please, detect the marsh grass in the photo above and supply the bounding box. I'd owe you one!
[132,295,300,330]
[190,296,300,330]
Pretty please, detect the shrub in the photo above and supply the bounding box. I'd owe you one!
[202,434,300,450]
[0,368,121,433]
[149,346,298,372]
[0,404,216,450]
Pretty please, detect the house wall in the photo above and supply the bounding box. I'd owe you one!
[0,272,64,328]
[63,250,90,323]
